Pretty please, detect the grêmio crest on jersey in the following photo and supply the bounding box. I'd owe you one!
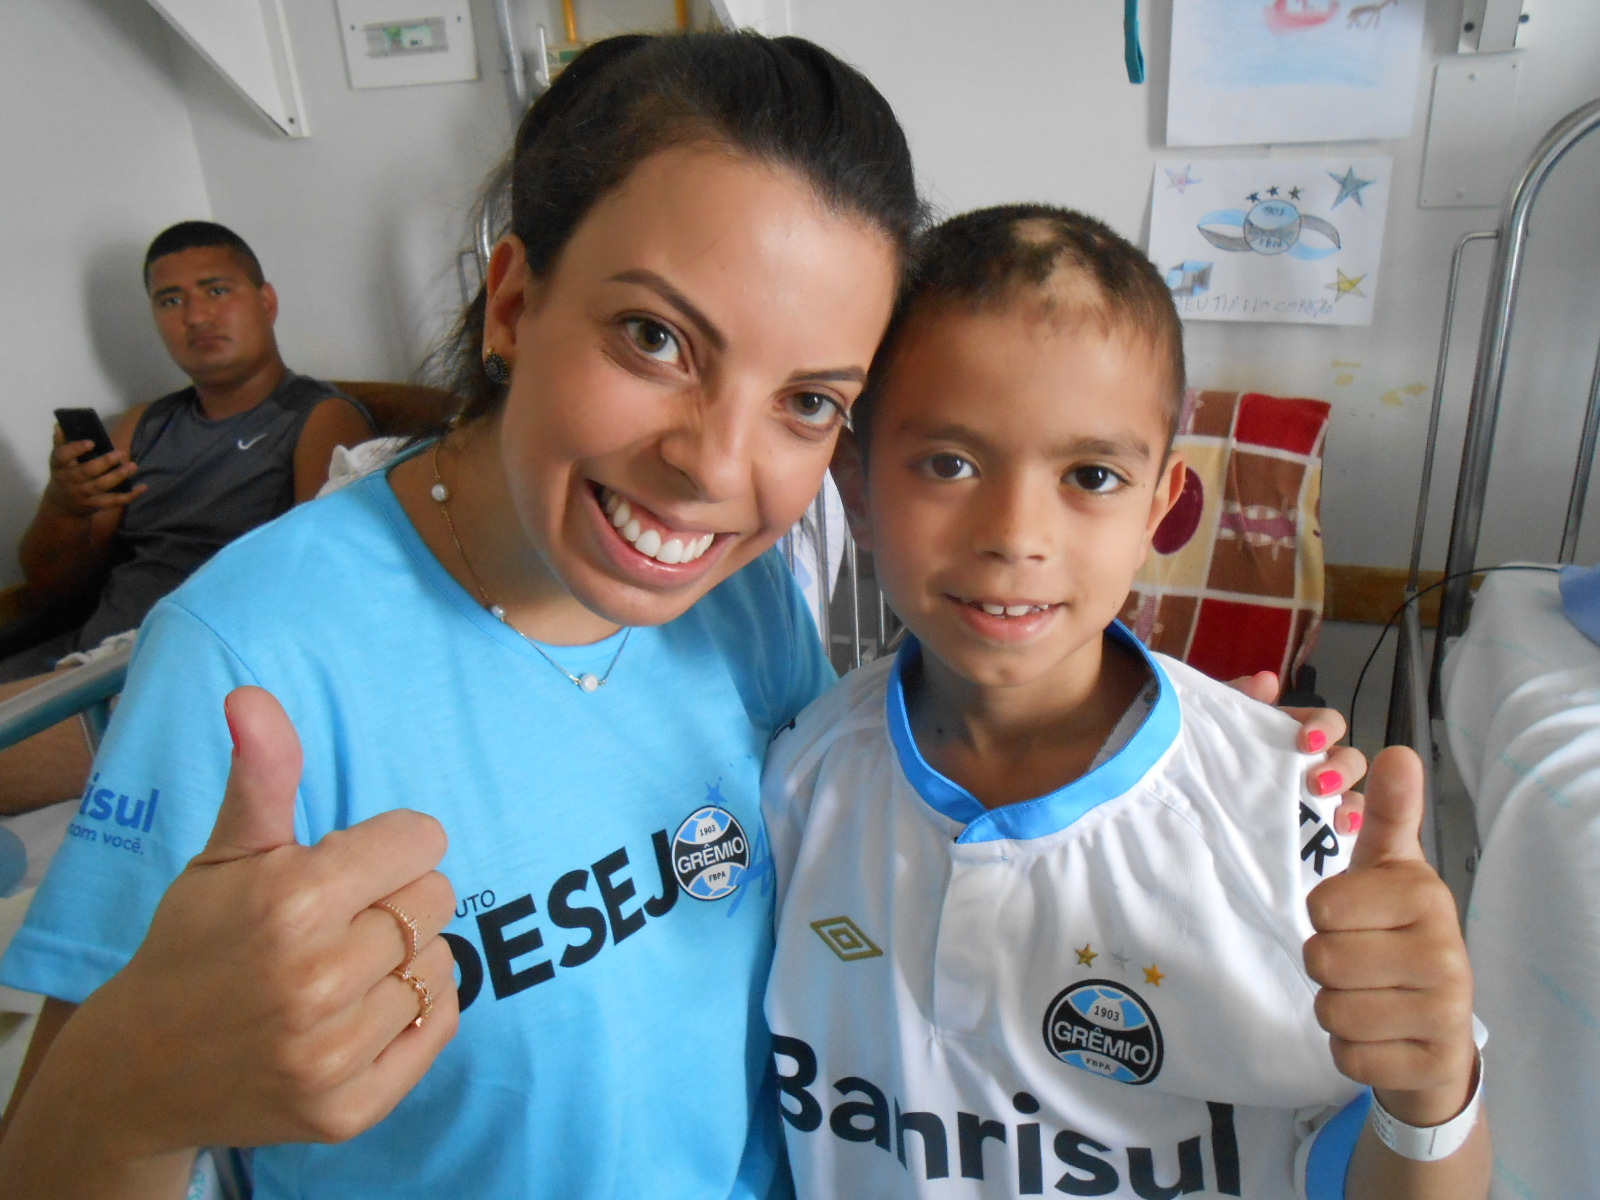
[1044,980,1164,1085]
[671,800,752,901]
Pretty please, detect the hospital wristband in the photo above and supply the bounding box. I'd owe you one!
[1368,1017,1488,1162]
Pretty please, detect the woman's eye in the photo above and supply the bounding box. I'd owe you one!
[623,317,683,365]
[787,391,844,431]
[924,453,975,481]
[1070,465,1123,493]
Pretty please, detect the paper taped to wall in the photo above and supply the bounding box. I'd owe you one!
[1148,156,1392,326]
[1167,0,1425,146]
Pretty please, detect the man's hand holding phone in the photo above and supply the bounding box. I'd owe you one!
[48,408,143,515]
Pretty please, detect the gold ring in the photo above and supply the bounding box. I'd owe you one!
[396,970,434,1028]
[372,899,420,977]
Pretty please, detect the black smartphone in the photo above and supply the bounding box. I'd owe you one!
[53,407,133,493]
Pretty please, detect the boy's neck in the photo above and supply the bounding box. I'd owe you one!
[905,632,1150,810]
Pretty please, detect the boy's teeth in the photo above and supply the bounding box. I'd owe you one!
[600,487,715,564]
[980,603,1007,616]
[1004,605,1033,617]
[975,601,1045,617]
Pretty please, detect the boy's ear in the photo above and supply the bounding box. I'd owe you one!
[483,235,532,356]
[1137,452,1188,568]
[1148,451,1188,531]
[829,429,872,553]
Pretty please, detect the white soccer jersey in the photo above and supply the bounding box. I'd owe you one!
[763,626,1369,1200]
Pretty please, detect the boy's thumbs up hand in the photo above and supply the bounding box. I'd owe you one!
[1342,743,1428,872]
[1304,747,1478,1128]
[80,686,459,1156]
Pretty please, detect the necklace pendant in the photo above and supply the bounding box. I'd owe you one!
[490,604,507,622]
[579,673,602,693]
[430,482,449,502]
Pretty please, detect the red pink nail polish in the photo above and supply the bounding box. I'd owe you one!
[1307,730,1327,752]
[1316,770,1342,796]
[1346,811,1364,833]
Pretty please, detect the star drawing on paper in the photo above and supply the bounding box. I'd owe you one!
[1165,165,1202,194]
[1326,269,1367,301]
[1143,963,1166,987]
[1076,944,1098,966]
[1327,166,1376,209]
[1289,185,1303,200]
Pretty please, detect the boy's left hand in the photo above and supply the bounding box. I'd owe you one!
[1303,746,1478,1127]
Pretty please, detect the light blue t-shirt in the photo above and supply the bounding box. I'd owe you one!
[2,469,834,1200]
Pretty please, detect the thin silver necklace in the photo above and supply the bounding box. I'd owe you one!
[430,442,631,693]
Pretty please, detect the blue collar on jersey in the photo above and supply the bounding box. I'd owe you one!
[886,622,1181,843]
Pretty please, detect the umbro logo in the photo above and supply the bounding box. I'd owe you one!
[811,915,882,962]
[236,434,266,450]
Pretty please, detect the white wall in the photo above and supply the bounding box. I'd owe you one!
[789,0,1600,572]
[0,0,212,589]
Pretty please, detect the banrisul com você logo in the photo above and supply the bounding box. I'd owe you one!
[1044,980,1164,1085]
[671,799,750,901]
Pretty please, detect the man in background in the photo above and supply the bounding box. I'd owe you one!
[0,220,375,812]
[2,220,373,682]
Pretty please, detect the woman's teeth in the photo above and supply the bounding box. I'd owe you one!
[975,602,1048,617]
[601,488,715,565]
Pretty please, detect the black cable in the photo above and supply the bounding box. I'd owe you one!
[1347,564,1563,748]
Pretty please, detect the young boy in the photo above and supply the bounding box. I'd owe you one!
[762,207,1487,1199]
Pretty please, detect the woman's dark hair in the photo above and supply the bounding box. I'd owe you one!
[853,204,1187,456]
[425,31,923,429]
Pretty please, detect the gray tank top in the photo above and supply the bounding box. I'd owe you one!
[77,373,360,649]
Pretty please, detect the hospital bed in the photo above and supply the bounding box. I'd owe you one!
[1384,96,1600,1200]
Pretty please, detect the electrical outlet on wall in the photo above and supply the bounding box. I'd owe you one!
[336,0,478,89]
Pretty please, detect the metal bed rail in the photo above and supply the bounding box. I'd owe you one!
[0,645,130,756]
[1430,97,1600,662]
[1387,97,1600,870]
[780,492,898,673]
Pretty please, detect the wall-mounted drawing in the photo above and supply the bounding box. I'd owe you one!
[1148,156,1392,325]
[1167,0,1426,145]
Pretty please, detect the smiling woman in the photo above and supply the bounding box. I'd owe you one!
[0,31,919,1200]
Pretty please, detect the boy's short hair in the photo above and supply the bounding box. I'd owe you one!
[854,204,1185,455]
[143,220,265,290]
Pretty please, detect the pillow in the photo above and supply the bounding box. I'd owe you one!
[1119,389,1329,684]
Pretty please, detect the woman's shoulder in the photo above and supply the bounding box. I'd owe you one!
[164,473,410,622]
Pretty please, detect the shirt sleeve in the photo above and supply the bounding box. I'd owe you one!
[0,598,266,1002]
[1296,1090,1374,1200]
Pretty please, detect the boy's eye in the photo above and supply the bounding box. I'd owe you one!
[1069,465,1123,494]
[623,317,683,365]
[924,453,976,481]
[787,391,845,431]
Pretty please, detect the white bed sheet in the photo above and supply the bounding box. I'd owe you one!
[1442,566,1600,1200]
